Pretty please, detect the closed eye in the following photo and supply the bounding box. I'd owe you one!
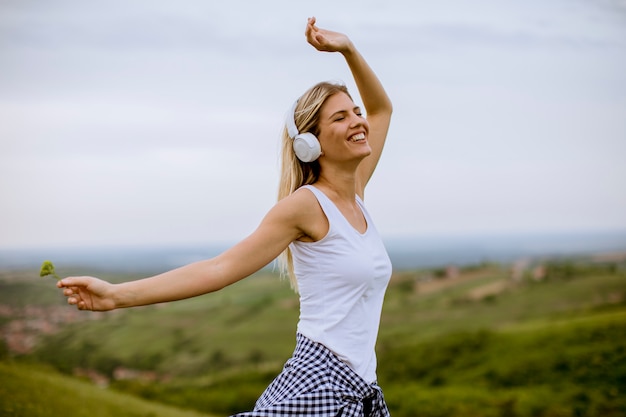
[329,106,363,122]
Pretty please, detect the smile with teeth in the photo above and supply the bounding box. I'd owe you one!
[350,133,366,142]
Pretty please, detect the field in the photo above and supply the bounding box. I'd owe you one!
[1,254,625,416]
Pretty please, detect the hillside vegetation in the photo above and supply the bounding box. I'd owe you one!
[1,255,625,416]
[0,361,214,417]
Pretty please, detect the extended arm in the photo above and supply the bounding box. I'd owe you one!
[305,17,392,194]
[58,193,312,311]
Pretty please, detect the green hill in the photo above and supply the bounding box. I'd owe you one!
[1,256,625,416]
[0,361,214,417]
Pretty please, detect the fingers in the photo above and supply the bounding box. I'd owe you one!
[305,17,316,42]
[306,17,323,39]
[62,286,82,298]
[63,287,85,309]
[57,276,91,289]
[304,17,347,53]
[306,30,326,51]
[57,277,91,310]
[68,295,90,311]
[57,276,75,288]
[68,299,88,311]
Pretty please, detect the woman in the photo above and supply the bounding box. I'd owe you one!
[58,17,393,416]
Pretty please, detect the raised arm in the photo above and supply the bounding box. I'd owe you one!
[305,17,392,194]
[57,192,315,311]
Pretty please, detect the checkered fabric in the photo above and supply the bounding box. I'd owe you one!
[231,333,390,416]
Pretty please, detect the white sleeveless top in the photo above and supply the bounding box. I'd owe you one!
[290,185,392,383]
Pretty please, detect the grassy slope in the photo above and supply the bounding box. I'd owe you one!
[379,310,626,417]
[380,265,626,344]
[2,261,625,416]
[377,265,626,417]
[0,361,214,417]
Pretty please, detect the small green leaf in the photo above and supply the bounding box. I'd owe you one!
[40,260,60,280]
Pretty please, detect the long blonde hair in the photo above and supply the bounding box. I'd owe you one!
[277,81,352,291]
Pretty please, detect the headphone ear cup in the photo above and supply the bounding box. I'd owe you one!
[293,132,321,162]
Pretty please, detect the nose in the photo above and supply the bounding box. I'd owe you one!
[349,112,365,128]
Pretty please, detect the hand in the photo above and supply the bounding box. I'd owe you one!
[305,17,353,54]
[57,276,117,311]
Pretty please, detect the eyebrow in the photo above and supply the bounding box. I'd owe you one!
[328,106,362,120]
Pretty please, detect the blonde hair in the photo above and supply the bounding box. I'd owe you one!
[277,81,352,291]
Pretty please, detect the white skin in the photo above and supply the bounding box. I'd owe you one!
[57,17,392,311]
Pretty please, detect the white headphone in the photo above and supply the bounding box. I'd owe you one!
[285,100,322,163]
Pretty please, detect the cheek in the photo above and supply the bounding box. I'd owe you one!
[316,127,339,148]
[358,118,370,134]
[320,135,344,153]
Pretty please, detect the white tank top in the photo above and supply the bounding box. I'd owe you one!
[291,185,392,383]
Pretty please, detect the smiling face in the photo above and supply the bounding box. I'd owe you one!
[316,92,371,164]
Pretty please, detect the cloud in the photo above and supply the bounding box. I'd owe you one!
[1,0,625,249]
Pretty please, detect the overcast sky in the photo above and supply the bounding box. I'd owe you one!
[1,0,625,250]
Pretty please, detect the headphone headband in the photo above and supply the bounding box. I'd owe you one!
[285,100,300,139]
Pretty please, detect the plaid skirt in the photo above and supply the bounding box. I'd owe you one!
[231,333,390,416]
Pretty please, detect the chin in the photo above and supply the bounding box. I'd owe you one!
[360,147,373,157]
[353,150,372,163]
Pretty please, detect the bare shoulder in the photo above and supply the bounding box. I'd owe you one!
[275,186,327,242]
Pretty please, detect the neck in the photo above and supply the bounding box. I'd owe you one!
[315,165,358,201]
